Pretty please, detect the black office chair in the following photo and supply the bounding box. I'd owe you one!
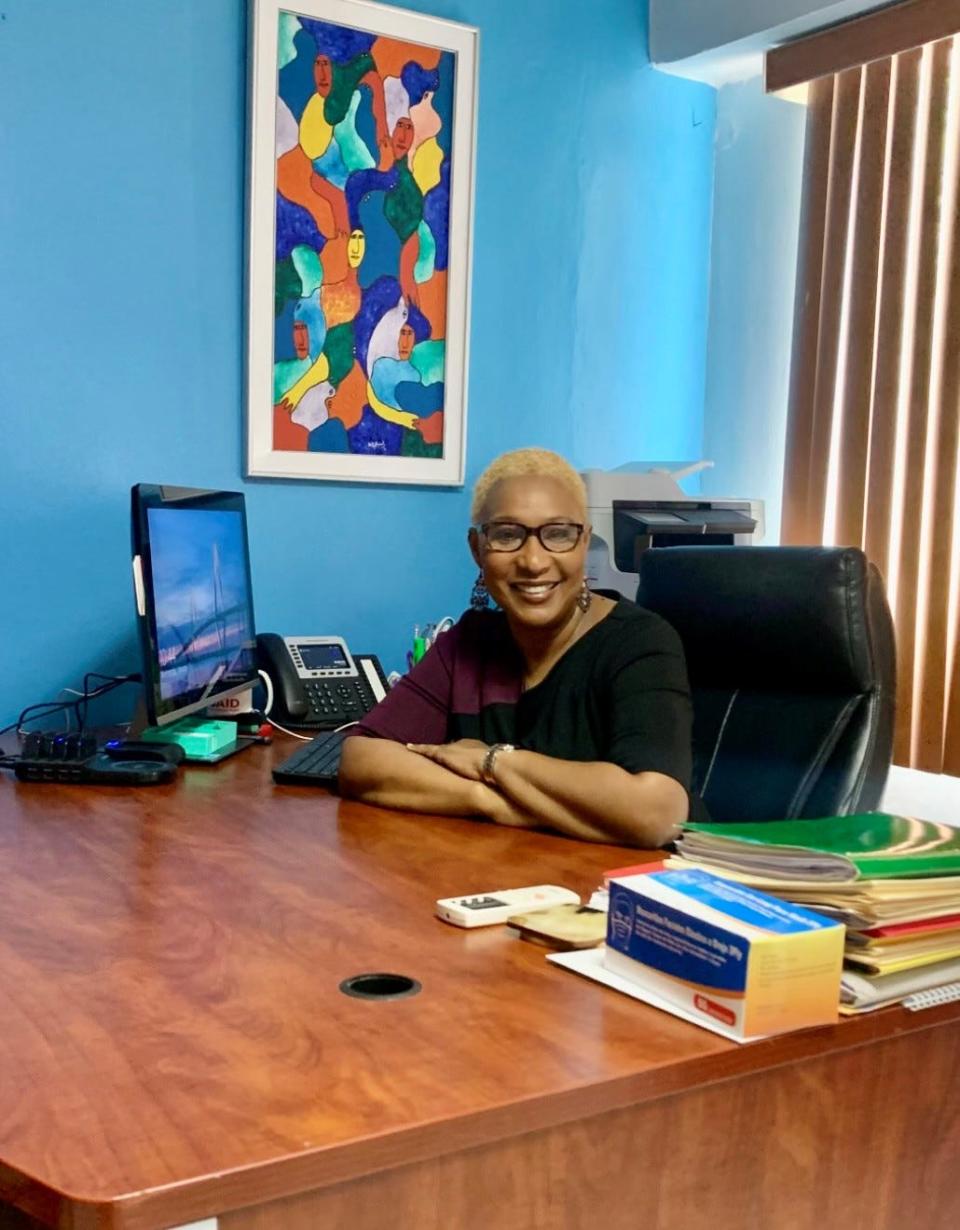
[635,546,896,823]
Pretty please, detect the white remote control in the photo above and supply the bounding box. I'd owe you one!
[435,885,581,928]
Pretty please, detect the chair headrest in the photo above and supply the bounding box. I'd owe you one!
[636,546,877,692]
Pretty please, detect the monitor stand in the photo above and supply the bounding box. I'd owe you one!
[128,699,261,762]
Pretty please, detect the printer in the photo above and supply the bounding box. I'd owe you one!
[582,461,763,599]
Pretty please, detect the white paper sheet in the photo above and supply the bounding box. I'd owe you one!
[547,946,770,1044]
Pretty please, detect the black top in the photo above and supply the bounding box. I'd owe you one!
[357,599,700,810]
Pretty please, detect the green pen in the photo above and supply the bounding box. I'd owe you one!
[413,635,427,664]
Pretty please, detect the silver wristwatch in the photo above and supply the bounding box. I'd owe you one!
[481,742,515,783]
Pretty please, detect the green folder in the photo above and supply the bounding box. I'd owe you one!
[679,814,960,881]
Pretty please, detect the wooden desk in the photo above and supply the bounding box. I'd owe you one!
[0,740,958,1230]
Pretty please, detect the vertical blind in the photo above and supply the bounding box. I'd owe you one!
[782,37,960,774]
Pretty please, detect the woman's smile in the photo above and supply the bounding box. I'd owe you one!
[510,580,560,602]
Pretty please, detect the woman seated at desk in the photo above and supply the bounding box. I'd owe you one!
[339,448,697,846]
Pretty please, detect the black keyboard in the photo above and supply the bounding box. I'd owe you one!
[272,730,346,786]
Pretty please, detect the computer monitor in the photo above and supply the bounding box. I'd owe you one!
[130,485,259,727]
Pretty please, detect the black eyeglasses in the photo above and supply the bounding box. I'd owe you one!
[477,521,585,553]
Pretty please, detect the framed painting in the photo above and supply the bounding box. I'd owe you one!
[246,0,478,484]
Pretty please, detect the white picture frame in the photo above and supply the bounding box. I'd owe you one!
[246,0,478,484]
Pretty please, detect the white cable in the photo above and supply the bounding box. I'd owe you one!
[56,688,87,731]
[425,616,455,648]
[264,715,358,742]
[265,716,313,741]
[256,670,312,740]
[257,669,274,716]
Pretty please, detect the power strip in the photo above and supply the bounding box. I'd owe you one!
[11,754,177,785]
[3,731,178,786]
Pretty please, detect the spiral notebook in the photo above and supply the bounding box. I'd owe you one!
[903,981,960,1011]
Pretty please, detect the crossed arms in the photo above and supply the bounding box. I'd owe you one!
[338,736,687,847]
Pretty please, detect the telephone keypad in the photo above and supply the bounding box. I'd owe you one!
[302,676,376,726]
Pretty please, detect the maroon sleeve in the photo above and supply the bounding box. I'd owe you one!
[351,626,457,744]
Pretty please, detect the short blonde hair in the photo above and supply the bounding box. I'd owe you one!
[470,448,587,523]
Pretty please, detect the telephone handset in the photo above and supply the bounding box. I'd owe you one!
[256,634,388,729]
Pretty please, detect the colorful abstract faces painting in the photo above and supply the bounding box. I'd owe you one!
[247,1,477,484]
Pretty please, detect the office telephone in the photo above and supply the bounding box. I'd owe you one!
[256,634,388,729]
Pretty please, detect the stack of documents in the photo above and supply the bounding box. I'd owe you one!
[670,815,960,1013]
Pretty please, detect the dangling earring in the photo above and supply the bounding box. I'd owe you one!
[577,579,592,613]
[470,570,491,610]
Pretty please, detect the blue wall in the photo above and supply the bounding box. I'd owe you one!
[0,0,715,729]
[700,79,806,544]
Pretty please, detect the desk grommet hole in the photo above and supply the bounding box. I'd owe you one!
[339,972,422,1000]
